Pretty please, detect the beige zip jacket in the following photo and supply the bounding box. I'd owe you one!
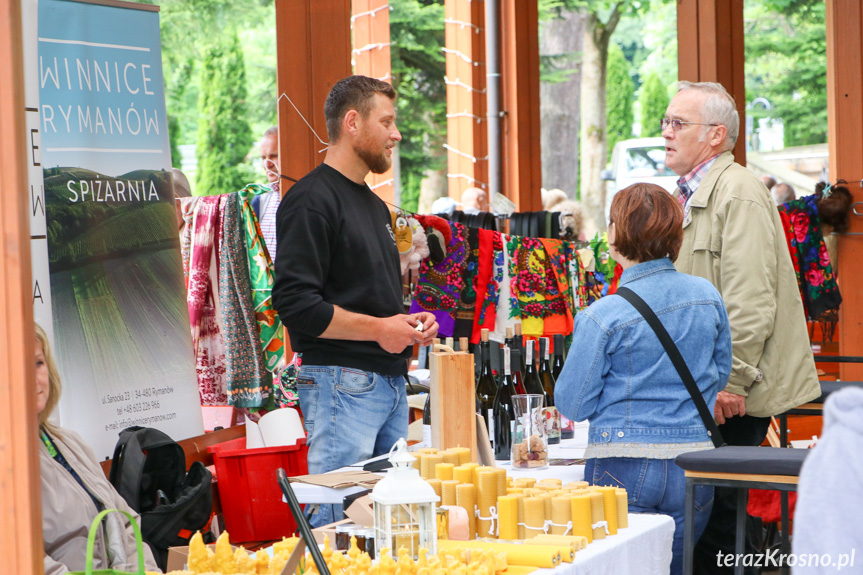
[41,427,160,574]
[674,151,821,417]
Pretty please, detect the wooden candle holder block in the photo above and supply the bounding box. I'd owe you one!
[429,344,477,462]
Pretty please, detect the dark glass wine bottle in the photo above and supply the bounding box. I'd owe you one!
[552,334,574,440]
[422,392,432,448]
[510,347,528,395]
[523,339,545,396]
[539,337,561,444]
[513,323,526,375]
[493,346,516,460]
[476,329,498,447]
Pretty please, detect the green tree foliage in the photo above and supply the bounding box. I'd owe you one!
[605,43,634,161]
[745,0,826,147]
[167,115,182,169]
[390,0,446,212]
[639,73,669,137]
[195,31,254,196]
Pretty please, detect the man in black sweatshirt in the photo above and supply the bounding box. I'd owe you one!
[272,75,438,526]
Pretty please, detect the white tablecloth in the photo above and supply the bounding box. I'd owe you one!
[536,513,674,575]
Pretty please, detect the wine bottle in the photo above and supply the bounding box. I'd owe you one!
[422,392,432,448]
[493,346,516,460]
[510,347,528,395]
[523,340,545,396]
[476,329,498,447]
[539,337,561,444]
[513,323,526,375]
[552,334,574,440]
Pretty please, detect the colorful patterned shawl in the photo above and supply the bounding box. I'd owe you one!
[410,220,468,337]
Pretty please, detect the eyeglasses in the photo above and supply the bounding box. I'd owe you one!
[660,118,719,132]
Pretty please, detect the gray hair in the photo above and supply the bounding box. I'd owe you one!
[263,125,278,139]
[677,81,739,151]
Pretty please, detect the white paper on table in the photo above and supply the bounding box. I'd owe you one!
[258,407,305,447]
[245,419,266,449]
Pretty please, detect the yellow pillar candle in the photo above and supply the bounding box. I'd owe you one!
[473,465,494,487]
[570,495,593,543]
[442,479,460,506]
[566,481,589,489]
[442,450,460,466]
[421,453,444,480]
[514,477,536,489]
[616,489,629,529]
[551,496,572,536]
[589,491,606,540]
[456,483,477,540]
[494,468,508,500]
[537,478,562,488]
[477,471,499,539]
[453,465,473,485]
[426,478,443,498]
[511,492,525,540]
[523,497,546,539]
[598,486,618,535]
[448,447,471,466]
[539,493,554,521]
[435,462,455,481]
[497,495,519,540]
[506,487,524,494]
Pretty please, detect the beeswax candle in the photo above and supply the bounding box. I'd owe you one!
[589,492,606,540]
[523,497,546,540]
[598,486,618,535]
[442,479,460,506]
[497,495,519,540]
[426,478,443,498]
[551,496,572,536]
[456,483,476,540]
[570,495,593,543]
[453,465,473,485]
[616,489,629,529]
[478,471,498,538]
[442,450,460,467]
[435,462,455,481]
[421,453,444,480]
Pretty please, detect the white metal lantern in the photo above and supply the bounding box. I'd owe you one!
[371,438,440,560]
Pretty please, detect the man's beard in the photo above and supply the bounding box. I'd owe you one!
[354,140,392,175]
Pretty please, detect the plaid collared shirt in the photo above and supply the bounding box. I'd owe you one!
[259,182,280,259]
[677,154,720,216]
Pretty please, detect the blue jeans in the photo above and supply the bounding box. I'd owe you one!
[586,457,714,575]
[296,365,408,527]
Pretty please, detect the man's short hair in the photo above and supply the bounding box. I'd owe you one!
[677,81,739,151]
[263,126,278,139]
[325,75,397,143]
[772,183,796,205]
[610,183,684,263]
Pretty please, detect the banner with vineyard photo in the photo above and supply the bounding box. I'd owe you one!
[37,0,203,458]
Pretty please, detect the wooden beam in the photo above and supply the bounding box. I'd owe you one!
[275,0,352,190]
[0,0,43,572]
[444,0,488,201]
[676,0,746,165]
[826,0,863,380]
[352,0,395,204]
[500,0,542,212]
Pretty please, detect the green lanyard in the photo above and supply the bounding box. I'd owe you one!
[40,427,58,458]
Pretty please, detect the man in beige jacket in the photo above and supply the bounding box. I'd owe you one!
[662,81,820,574]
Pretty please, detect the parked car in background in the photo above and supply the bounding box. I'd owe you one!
[601,137,678,223]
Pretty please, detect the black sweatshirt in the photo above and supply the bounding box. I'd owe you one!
[272,163,410,375]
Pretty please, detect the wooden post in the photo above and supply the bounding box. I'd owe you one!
[275,0,352,191]
[0,0,43,572]
[826,0,863,380]
[676,0,746,166]
[444,0,488,201]
[352,0,395,204]
[500,0,542,212]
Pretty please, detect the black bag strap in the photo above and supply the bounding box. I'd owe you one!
[616,287,726,448]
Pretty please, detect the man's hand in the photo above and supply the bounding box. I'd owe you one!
[410,312,439,347]
[714,390,747,425]
[376,313,439,354]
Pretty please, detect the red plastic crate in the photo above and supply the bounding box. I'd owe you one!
[207,436,308,543]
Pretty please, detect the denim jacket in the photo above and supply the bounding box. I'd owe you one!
[555,258,732,458]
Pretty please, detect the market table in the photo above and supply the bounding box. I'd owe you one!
[535,513,674,575]
[290,422,590,505]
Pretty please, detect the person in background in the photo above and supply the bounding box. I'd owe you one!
[460,186,489,213]
[760,174,776,191]
[662,80,820,574]
[272,75,438,527]
[253,126,281,258]
[555,183,732,575]
[37,324,161,574]
[771,182,796,206]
